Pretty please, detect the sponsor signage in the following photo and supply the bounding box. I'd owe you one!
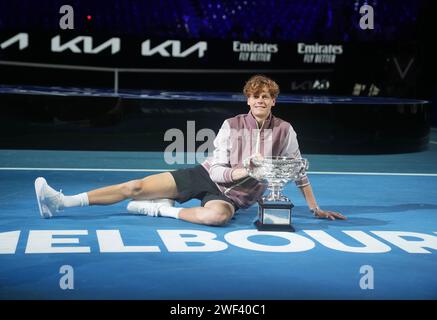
[297,42,343,64]
[0,32,344,69]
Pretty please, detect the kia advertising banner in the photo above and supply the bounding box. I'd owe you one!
[0,31,346,69]
[1,31,419,96]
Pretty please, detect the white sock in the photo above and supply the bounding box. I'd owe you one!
[159,206,182,219]
[62,193,89,208]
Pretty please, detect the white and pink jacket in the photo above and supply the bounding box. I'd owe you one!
[202,111,310,208]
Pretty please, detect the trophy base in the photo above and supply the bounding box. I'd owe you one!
[256,199,295,232]
[254,220,295,232]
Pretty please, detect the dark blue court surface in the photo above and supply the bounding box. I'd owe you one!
[0,84,429,104]
[1,135,437,300]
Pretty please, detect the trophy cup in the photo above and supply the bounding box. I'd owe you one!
[246,156,309,232]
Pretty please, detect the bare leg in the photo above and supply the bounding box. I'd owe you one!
[178,200,235,226]
[86,172,234,226]
[87,172,178,205]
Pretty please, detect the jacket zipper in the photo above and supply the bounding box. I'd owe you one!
[223,118,265,196]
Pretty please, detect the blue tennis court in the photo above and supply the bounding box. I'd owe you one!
[1,132,436,300]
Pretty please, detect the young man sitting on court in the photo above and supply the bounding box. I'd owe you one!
[35,75,346,225]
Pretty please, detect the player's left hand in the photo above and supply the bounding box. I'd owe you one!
[314,209,347,220]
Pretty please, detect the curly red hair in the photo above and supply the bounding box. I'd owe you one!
[243,74,280,98]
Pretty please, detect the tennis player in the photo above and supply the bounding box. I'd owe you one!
[35,75,346,225]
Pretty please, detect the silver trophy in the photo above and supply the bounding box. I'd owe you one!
[246,156,309,232]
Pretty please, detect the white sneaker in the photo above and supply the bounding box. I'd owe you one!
[34,177,64,218]
[126,199,174,216]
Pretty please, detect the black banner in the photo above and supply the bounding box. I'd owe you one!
[0,31,420,97]
[0,31,348,69]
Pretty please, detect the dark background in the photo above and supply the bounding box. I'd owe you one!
[0,0,435,153]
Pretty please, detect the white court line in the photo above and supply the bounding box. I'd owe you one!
[309,171,437,177]
[0,167,173,172]
[430,141,437,144]
[1,167,437,176]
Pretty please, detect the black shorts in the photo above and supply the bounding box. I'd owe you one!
[170,165,239,211]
